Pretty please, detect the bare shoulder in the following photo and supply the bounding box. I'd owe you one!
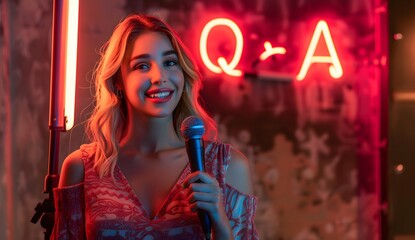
[58,149,85,187]
[225,147,254,195]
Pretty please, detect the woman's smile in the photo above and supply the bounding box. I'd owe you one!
[145,88,175,103]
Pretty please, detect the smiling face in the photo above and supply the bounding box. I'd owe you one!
[120,31,185,119]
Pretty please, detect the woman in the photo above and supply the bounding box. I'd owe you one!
[52,14,258,240]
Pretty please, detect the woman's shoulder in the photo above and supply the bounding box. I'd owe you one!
[226,147,254,195]
[207,140,254,194]
[58,143,96,188]
[79,142,97,157]
[204,140,230,154]
[204,140,245,162]
[204,140,254,194]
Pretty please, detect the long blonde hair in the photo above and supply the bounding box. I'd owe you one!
[87,14,217,178]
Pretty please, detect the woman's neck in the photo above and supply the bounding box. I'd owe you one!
[119,112,184,154]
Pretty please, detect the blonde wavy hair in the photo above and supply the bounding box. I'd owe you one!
[87,14,217,178]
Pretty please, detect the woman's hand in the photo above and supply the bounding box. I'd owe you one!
[183,171,234,240]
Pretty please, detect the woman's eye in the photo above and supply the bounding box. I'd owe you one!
[133,63,150,70]
[164,60,178,67]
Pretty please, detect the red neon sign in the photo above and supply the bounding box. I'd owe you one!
[259,41,286,61]
[199,19,343,81]
[200,18,243,77]
[296,20,343,81]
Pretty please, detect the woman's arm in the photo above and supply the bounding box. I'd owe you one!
[59,149,85,187]
[225,147,254,195]
[51,149,86,240]
[223,147,258,240]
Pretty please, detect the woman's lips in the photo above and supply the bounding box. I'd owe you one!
[145,88,174,103]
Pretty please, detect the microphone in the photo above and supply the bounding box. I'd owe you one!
[180,116,212,240]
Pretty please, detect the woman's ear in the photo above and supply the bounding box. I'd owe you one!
[113,70,124,90]
[115,82,124,90]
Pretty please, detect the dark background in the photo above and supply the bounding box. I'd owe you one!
[389,0,415,238]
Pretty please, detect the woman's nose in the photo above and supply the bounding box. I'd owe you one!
[150,65,166,85]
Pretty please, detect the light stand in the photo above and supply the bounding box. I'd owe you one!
[31,0,79,239]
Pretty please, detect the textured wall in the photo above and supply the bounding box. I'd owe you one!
[0,0,383,239]
[1,0,53,239]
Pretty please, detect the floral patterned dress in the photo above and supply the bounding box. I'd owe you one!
[52,141,258,240]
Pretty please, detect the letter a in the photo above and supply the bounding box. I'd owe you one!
[296,20,343,81]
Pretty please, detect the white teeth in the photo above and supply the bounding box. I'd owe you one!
[148,92,171,98]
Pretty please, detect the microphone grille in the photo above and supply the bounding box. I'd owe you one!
[180,116,205,139]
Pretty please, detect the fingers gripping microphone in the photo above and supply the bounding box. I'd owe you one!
[180,116,212,240]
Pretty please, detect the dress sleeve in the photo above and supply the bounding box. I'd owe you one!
[51,183,86,240]
[223,184,259,240]
[205,141,259,239]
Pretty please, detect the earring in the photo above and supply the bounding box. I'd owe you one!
[116,89,124,99]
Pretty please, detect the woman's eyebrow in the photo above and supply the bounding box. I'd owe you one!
[129,54,150,63]
[162,50,177,57]
[129,50,177,63]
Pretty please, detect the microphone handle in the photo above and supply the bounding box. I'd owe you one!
[185,138,205,172]
[185,138,212,240]
[197,209,212,240]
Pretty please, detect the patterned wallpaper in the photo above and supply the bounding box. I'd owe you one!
[0,0,383,239]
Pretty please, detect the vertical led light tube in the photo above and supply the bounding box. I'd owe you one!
[63,0,79,130]
[48,0,79,132]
